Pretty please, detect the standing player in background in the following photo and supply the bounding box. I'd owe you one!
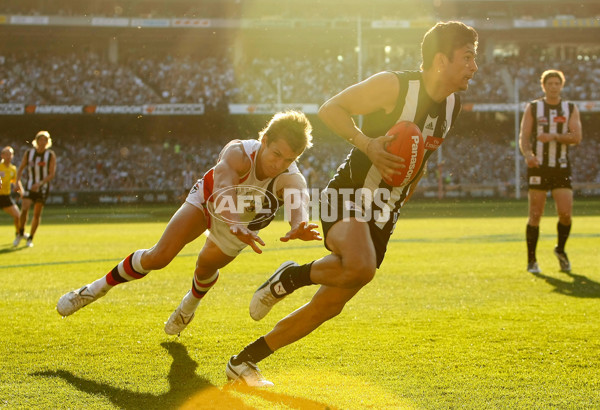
[519,69,582,274]
[56,112,321,358]
[1,146,23,241]
[14,131,57,248]
[226,21,478,386]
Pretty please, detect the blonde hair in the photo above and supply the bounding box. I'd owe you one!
[32,130,53,149]
[258,111,313,154]
[540,69,565,86]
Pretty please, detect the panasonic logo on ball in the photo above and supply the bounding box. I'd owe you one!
[401,135,420,185]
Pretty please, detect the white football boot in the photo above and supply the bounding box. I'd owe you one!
[12,234,22,247]
[13,233,28,247]
[249,261,297,321]
[226,356,273,387]
[553,247,571,273]
[527,261,541,274]
[164,304,195,336]
[56,285,102,316]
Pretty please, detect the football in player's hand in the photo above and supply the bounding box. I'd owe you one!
[384,121,425,187]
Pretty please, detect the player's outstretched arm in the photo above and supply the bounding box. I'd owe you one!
[229,224,266,254]
[213,141,266,254]
[276,173,321,242]
[281,221,321,243]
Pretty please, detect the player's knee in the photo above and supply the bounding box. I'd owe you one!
[141,249,172,270]
[341,257,376,288]
[528,212,542,224]
[319,303,345,321]
[558,215,572,225]
[194,266,218,281]
[310,299,346,322]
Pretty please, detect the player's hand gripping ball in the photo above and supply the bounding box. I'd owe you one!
[383,121,425,187]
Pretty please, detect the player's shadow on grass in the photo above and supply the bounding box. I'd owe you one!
[531,270,600,298]
[0,244,26,254]
[32,341,335,409]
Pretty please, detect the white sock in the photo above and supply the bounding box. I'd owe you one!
[180,270,220,314]
[131,249,150,273]
[180,290,201,315]
[88,276,112,297]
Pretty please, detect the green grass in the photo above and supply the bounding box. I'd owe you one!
[1,200,599,409]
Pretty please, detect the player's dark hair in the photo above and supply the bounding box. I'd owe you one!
[259,111,313,154]
[540,69,565,86]
[420,21,478,70]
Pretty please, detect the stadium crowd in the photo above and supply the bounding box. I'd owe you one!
[2,125,598,198]
[1,25,599,198]
[3,0,599,20]
[0,0,436,21]
[1,50,599,107]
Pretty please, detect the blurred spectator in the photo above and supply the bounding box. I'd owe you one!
[2,121,596,196]
[1,51,598,106]
[1,47,599,197]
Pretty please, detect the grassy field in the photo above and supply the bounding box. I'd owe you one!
[1,199,599,409]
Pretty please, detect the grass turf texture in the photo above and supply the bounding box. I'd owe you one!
[1,200,599,409]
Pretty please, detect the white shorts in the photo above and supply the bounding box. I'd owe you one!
[185,179,250,257]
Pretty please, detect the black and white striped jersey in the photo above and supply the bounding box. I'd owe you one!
[529,98,574,171]
[24,148,54,194]
[328,70,462,214]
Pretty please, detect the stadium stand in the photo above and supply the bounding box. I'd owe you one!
[1,0,599,201]
[1,51,599,105]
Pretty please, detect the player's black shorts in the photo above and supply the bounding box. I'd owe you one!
[527,168,572,191]
[24,190,49,204]
[0,195,16,208]
[319,188,398,269]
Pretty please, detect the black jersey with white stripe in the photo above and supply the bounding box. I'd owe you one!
[328,70,461,214]
[530,99,574,172]
[24,148,54,194]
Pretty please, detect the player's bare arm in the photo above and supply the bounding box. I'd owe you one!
[566,105,583,145]
[15,151,28,185]
[519,104,539,168]
[48,151,57,180]
[213,141,265,253]
[9,164,23,196]
[404,168,426,204]
[318,72,405,181]
[559,104,582,145]
[15,178,23,196]
[276,173,321,242]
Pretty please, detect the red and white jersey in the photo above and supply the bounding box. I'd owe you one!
[192,140,300,206]
[186,139,300,256]
[187,139,300,229]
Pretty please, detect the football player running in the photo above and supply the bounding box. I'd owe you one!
[227,21,478,387]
